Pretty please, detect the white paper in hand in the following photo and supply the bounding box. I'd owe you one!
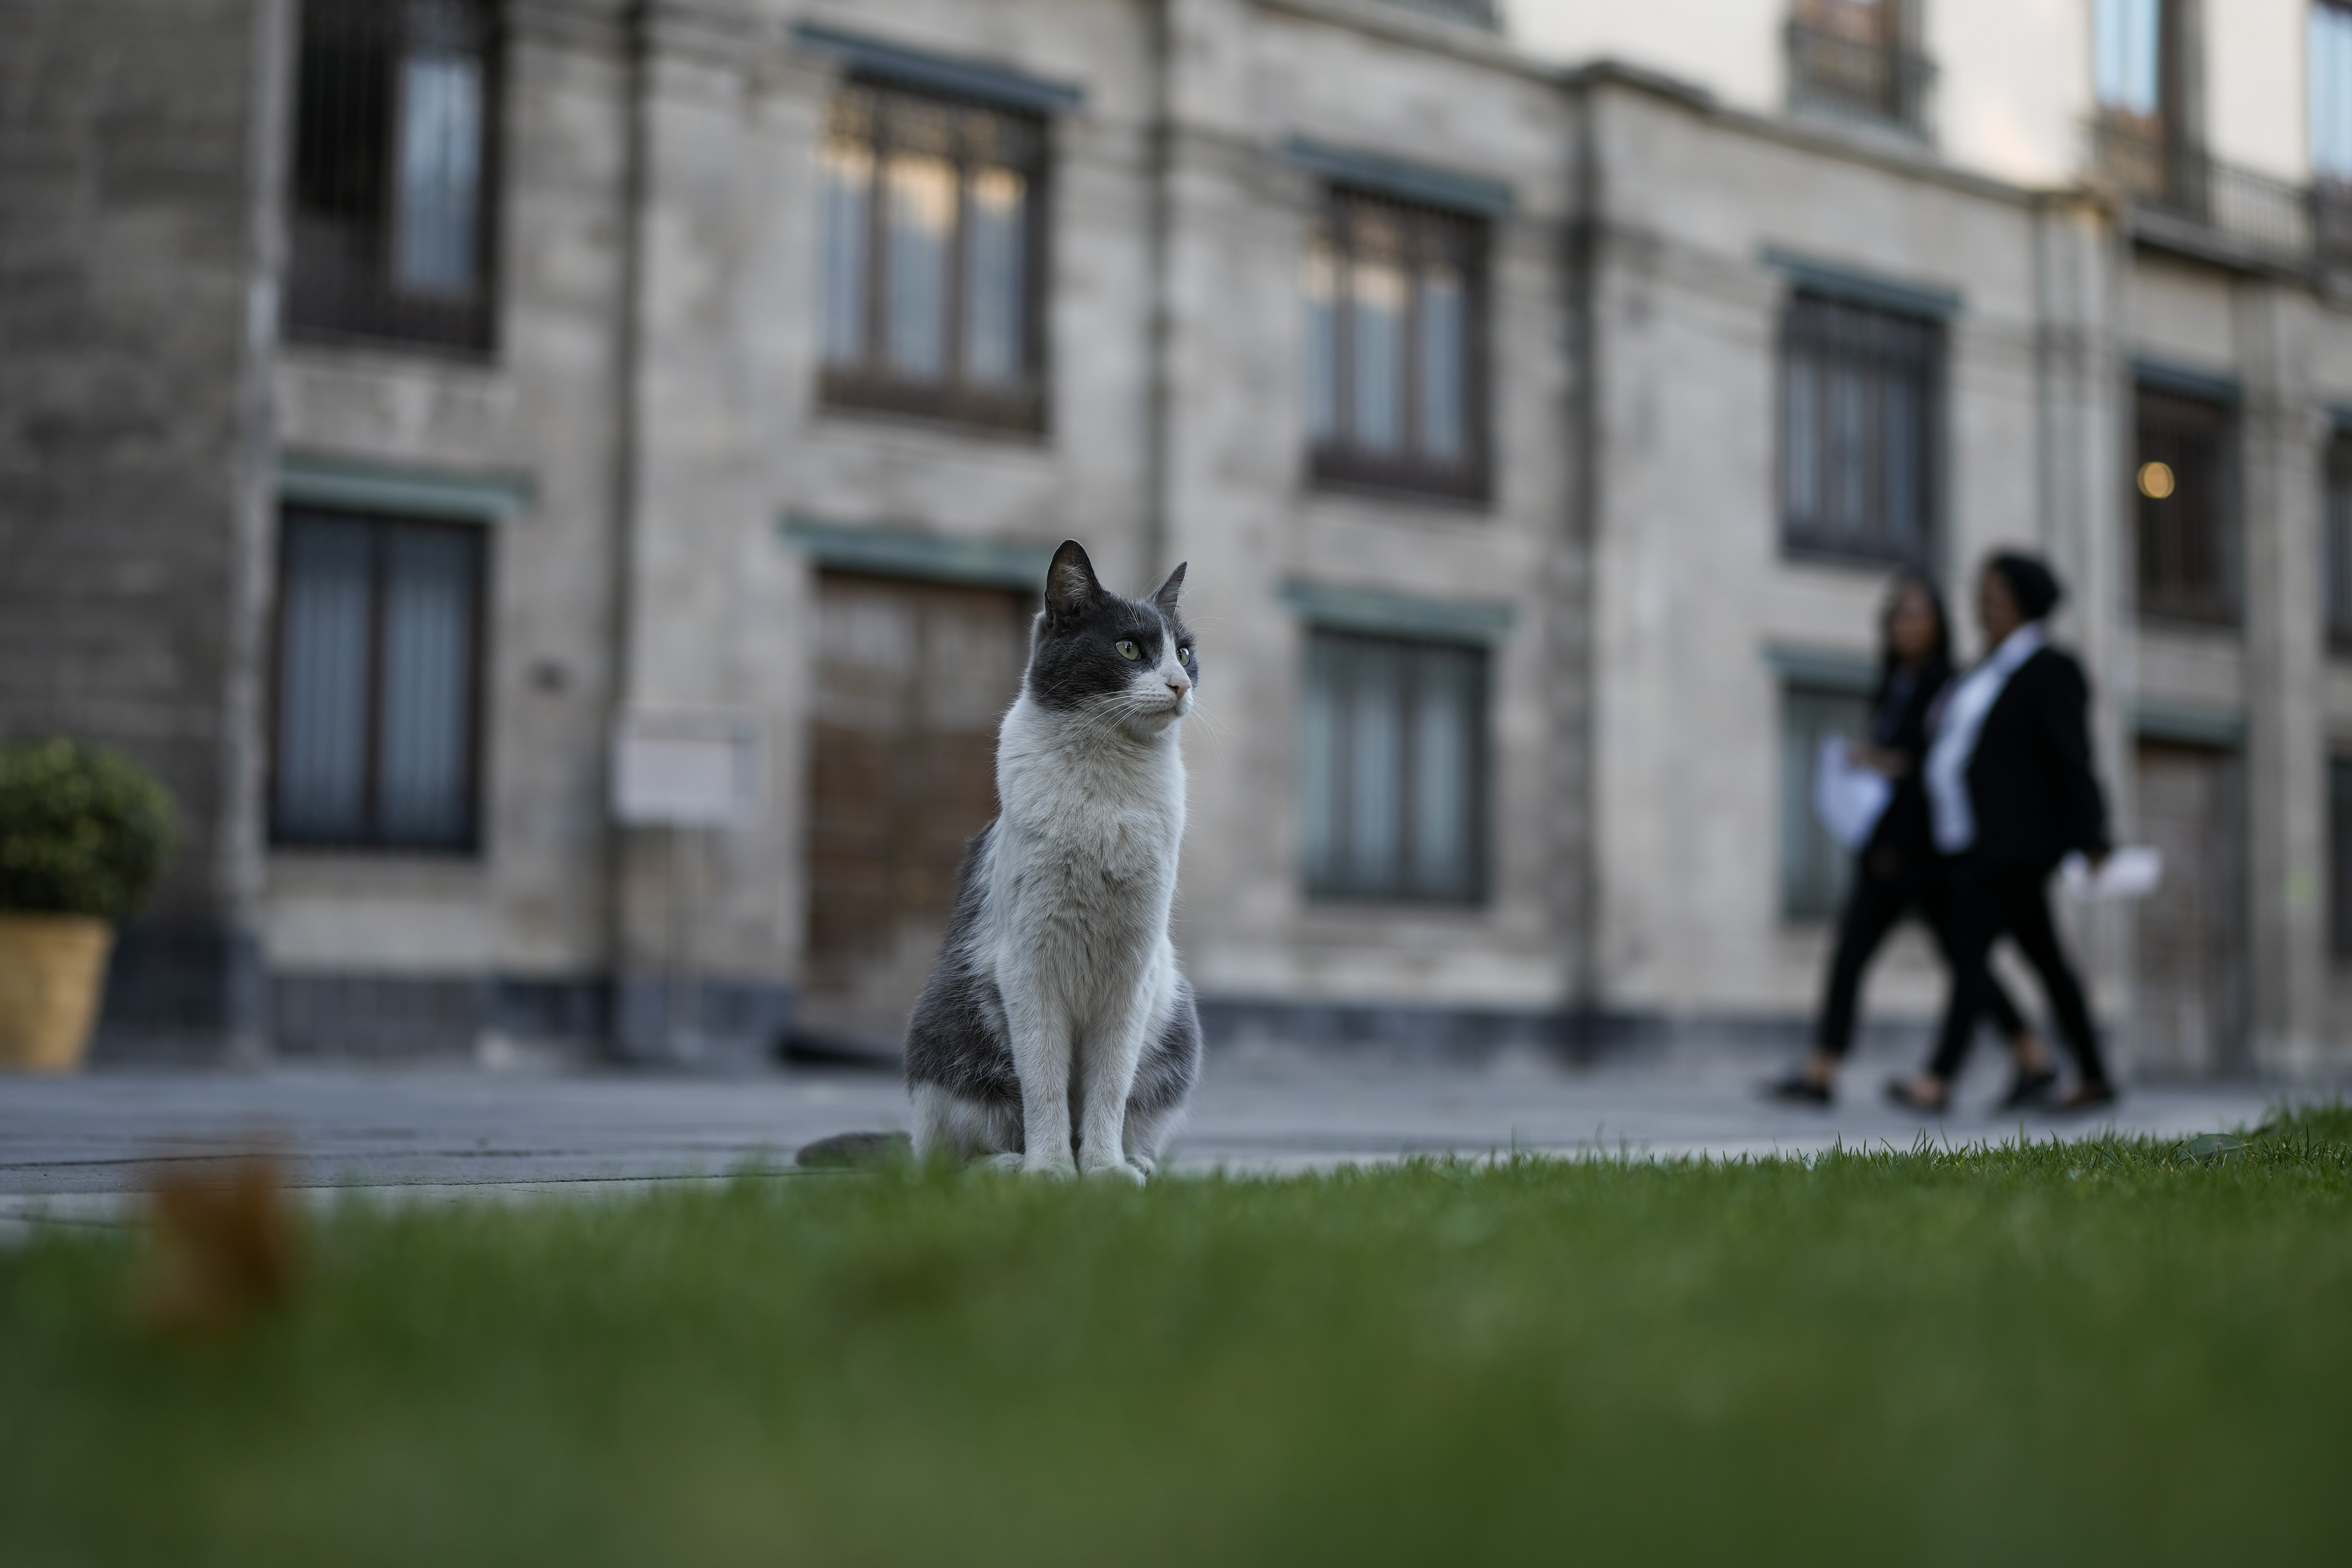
[1812,735,1893,852]
[2058,846,2163,900]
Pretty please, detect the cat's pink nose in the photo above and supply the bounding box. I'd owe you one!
[1167,671,1192,696]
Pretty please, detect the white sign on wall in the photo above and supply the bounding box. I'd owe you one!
[611,712,762,828]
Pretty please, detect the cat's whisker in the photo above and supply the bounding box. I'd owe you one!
[1180,695,1232,741]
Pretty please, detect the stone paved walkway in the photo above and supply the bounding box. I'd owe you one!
[0,1039,2309,1241]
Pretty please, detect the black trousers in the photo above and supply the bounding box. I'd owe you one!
[1817,851,2028,1060]
[1927,860,2107,1085]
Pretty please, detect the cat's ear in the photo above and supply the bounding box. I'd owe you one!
[1044,540,1102,622]
[1151,562,1187,616]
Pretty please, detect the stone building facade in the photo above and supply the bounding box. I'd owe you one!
[3,0,2347,1077]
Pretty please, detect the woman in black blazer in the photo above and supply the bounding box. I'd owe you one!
[1768,573,2049,1106]
[1890,552,2115,1114]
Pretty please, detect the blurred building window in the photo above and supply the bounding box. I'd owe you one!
[1300,631,1486,904]
[1779,683,1868,921]
[2316,4,2352,178]
[2329,428,2352,650]
[287,0,498,353]
[1778,291,1940,566]
[272,508,486,853]
[2334,756,2352,961]
[1786,0,1932,134]
[1376,0,1497,24]
[1304,191,1488,502]
[816,82,1047,431]
[2135,386,2237,626]
[2095,0,2167,119]
[2090,0,2201,211]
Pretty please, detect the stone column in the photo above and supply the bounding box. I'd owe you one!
[2236,280,2330,1075]
[608,2,799,1063]
[2034,193,2134,1021]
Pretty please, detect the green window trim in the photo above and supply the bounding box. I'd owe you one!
[1281,581,1515,647]
[277,454,533,522]
[780,516,1057,593]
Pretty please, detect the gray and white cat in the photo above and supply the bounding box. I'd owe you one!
[904,539,1202,1182]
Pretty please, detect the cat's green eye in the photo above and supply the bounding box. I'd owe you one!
[1116,640,1141,660]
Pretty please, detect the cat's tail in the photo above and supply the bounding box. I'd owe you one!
[794,1130,914,1170]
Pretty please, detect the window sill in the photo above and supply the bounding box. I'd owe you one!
[1786,93,1933,149]
[819,370,1045,438]
[284,320,498,366]
[265,848,490,901]
[1302,890,1490,914]
[2134,607,2243,634]
[1780,539,1928,573]
[1307,457,1491,509]
[268,838,484,864]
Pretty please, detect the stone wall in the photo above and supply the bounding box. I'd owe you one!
[0,0,282,1052]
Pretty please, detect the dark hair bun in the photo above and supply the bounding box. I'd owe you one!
[1988,552,2063,621]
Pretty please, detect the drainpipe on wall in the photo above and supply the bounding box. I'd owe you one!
[1142,0,1175,581]
[220,0,300,1064]
[1561,72,1604,1046]
[607,0,652,1052]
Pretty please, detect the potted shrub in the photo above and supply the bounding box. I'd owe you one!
[0,740,176,1071]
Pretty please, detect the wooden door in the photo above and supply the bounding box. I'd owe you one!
[2132,740,2246,1075]
[799,573,1031,1054]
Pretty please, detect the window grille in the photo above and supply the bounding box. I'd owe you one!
[2327,431,2352,651]
[287,0,498,353]
[2089,0,2204,213]
[816,81,1047,431]
[1779,683,1869,921]
[2334,756,2352,962]
[1300,631,1486,904]
[2095,0,2168,119]
[1787,0,1932,133]
[272,507,487,852]
[2314,3,2352,180]
[1303,191,1488,502]
[2134,387,2236,626]
[1779,291,1940,566]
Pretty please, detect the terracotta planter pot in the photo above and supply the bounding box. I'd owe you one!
[0,914,114,1072]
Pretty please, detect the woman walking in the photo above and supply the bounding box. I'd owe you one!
[1769,573,2052,1106]
[1889,552,2116,1114]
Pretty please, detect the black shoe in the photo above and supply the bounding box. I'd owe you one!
[2047,1081,2119,1115]
[1998,1066,2060,1111]
[1884,1077,1949,1114]
[1764,1073,1833,1106]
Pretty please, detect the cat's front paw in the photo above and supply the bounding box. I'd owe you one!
[1020,1154,1078,1179]
[1080,1157,1148,1185]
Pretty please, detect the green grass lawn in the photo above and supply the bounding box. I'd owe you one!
[5,1109,2349,1567]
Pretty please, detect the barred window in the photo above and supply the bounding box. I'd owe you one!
[2334,756,2352,961]
[287,0,498,352]
[816,82,1047,431]
[2096,0,2169,121]
[2314,3,2352,180]
[1787,0,1931,132]
[272,508,487,852]
[1779,292,1940,565]
[1779,683,1869,921]
[1304,192,1488,501]
[2135,386,2236,625]
[2327,430,2352,651]
[1300,632,1486,904]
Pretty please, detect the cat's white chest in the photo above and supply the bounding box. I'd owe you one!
[991,698,1185,913]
